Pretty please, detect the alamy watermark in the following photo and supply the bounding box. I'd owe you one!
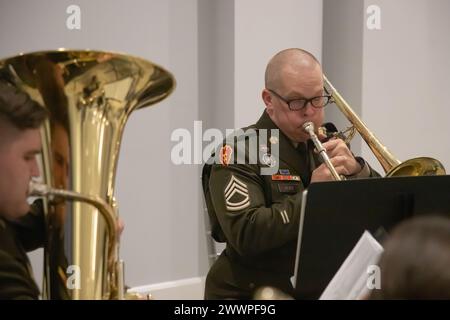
[66,5,81,30]
[170,121,280,175]
[367,4,381,30]
[366,264,381,290]
[66,264,81,290]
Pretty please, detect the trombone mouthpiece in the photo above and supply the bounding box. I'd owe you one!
[302,121,314,134]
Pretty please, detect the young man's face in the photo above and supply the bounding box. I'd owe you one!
[0,125,41,220]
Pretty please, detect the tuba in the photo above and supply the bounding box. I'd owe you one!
[303,75,446,179]
[0,50,175,299]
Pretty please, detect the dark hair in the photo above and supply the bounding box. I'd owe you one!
[0,81,47,129]
[370,215,450,300]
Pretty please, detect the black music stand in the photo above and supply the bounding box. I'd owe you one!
[291,175,450,299]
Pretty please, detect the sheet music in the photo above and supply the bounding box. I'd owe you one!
[320,230,384,300]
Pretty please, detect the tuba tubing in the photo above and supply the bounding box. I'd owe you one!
[28,181,118,272]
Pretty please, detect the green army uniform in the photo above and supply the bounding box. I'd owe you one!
[0,201,45,299]
[202,111,380,299]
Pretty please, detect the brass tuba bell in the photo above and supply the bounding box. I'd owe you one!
[0,50,175,299]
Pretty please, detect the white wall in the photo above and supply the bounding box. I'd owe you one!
[322,0,365,156]
[234,0,323,128]
[361,0,450,173]
[198,0,236,266]
[323,0,450,174]
[198,0,235,132]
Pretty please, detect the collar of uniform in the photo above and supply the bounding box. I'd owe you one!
[255,110,279,130]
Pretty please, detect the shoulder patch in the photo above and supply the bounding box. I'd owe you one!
[224,175,250,211]
[219,145,233,166]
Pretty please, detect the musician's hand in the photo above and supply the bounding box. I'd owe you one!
[311,138,361,182]
[317,129,327,142]
[322,138,361,174]
[310,160,349,182]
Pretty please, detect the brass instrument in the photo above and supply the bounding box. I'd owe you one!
[0,50,175,299]
[304,75,446,179]
[303,121,344,181]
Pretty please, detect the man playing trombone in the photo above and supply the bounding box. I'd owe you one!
[202,48,380,299]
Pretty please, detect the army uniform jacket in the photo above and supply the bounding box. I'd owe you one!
[202,111,380,299]
[0,202,45,299]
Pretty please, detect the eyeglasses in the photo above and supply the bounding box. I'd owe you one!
[267,89,332,111]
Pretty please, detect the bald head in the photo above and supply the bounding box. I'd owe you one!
[265,48,321,91]
[262,49,325,143]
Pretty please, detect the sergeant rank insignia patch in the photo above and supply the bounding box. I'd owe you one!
[224,175,250,211]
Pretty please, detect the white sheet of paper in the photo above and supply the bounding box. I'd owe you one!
[320,230,384,300]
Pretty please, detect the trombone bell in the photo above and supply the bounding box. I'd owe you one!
[386,157,446,177]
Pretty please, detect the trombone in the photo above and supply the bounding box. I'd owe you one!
[303,75,446,179]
